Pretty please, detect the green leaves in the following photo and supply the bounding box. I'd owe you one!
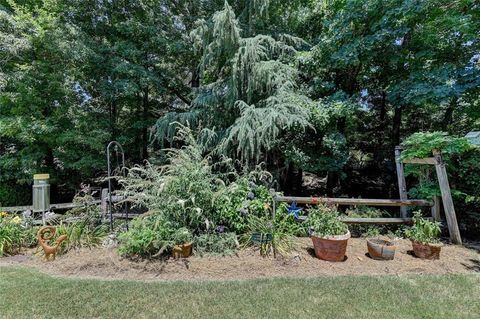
[401,131,471,160]
[305,204,348,237]
[405,211,441,244]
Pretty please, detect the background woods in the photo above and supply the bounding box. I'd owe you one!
[0,0,479,236]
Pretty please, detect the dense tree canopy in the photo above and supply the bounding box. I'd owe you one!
[1,0,479,213]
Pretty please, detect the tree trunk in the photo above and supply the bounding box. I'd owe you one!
[191,66,200,88]
[392,106,403,147]
[141,87,149,161]
[441,99,455,131]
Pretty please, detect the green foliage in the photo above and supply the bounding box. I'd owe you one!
[119,125,232,232]
[118,215,175,258]
[305,204,348,237]
[55,221,108,254]
[404,212,441,244]
[0,213,35,256]
[215,177,273,234]
[171,227,193,245]
[401,132,471,160]
[194,232,239,257]
[1,0,480,242]
[402,132,480,237]
[241,211,300,257]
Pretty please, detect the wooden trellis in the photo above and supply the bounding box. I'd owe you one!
[395,146,461,244]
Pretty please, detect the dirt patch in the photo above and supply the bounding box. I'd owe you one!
[1,238,479,281]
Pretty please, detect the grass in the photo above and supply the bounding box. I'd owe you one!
[0,267,479,319]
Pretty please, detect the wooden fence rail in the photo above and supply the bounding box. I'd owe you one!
[273,196,434,226]
[0,200,102,213]
[274,196,432,207]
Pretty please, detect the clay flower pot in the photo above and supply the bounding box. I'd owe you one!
[311,230,350,262]
[411,240,442,260]
[172,242,193,258]
[367,238,396,260]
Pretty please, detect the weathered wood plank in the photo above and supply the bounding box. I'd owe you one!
[402,158,436,165]
[433,150,462,244]
[275,196,432,207]
[395,146,409,217]
[431,196,442,222]
[342,217,432,224]
[1,200,102,213]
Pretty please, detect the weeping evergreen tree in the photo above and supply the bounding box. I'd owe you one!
[154,1,312,164]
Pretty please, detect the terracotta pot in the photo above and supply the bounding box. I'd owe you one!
[311,230,350,262]
[411,240,442,260]
[367,238,396,260]
[172,242,193,258]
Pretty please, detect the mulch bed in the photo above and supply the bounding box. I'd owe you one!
[1,238,479,281]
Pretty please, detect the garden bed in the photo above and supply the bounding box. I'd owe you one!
[1,238,478,281]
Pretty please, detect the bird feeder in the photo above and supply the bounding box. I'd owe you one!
[33,174,50,225]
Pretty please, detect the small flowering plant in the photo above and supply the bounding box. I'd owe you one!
[0,213,35,256]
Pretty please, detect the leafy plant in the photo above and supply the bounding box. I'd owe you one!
[404,212,441,244]
[118,215,175,258]
[241,212,300,257]
[54,221,108,254]
[118,125,236,233]
[305,204,348,238]
[171,227,193,245]
[401,132,471,160]
[194,232,239,257]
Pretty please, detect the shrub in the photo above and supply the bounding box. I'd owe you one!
[305,204,348,237]
[216,177,275,234]
[118,125,236,233]
[404,212,441,244]
[118,215,175,258]
[194,232,239,256]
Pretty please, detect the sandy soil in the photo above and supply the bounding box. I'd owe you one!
[1,238,479,281]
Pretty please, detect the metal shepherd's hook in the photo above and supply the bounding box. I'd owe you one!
[107,141,126,232]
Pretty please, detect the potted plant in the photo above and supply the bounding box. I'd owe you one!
[405,212,442,260]
[171,227,193,258]
[306,205,350,262]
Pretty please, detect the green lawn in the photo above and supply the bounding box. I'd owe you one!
[0,267,479,319]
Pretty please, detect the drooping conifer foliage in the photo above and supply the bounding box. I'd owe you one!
[0,0,479,225]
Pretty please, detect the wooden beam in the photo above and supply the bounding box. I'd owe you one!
[1,200,102,213]
[342,217,432,224]
[433,150,462,244]
[431,196,442,222]
[395,146,408,217]
[402,157,436,165]
[274,196,432,207]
